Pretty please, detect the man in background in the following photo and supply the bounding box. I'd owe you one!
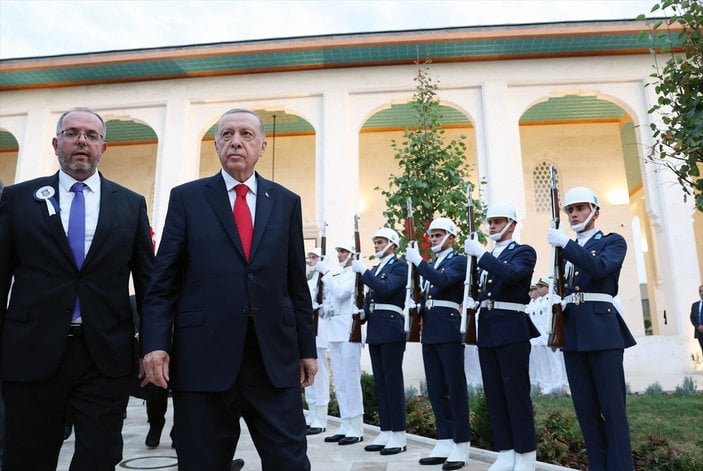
[690,284,703,355]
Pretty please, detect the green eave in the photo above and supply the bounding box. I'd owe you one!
[0,19,681,91]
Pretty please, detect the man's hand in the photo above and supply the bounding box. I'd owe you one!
[405,241,423,266]
[299,358,317,387]
[464,296,478,310]
[548,228,569,248]
[351,259,367,274]
[142,350,170,389]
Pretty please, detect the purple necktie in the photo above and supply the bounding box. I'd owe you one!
[68,182,85,321]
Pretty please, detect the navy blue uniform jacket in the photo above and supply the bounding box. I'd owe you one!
[476,242,539,348]
[561,231,635,351]
[362,256,407,344]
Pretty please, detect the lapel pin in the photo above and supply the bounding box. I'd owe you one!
[33,186,57,216]
[265,192,269,198]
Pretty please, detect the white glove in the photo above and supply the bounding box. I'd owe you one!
[355,308,366,320]
[312,301,321,310]
[315,259,329,275]
[550,294,562,306]
[405,242,423,266]
[465,296,479,310]
[352,259,367,274]
[548,228,569,248]
[464,236,486,258]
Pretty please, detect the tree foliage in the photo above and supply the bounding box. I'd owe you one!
[638,0,703,211]
[378,61,483,254]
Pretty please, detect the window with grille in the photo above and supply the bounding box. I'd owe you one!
[533,162,560,213]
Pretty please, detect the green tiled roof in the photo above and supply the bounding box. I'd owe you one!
[0,130,18,150]
[521,95,627,122]
[0,20,681,90]
[105,119,157,142]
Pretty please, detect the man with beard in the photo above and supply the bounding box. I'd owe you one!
[0,107,154,470]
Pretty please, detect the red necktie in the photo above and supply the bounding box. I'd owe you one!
[234,184,253,261]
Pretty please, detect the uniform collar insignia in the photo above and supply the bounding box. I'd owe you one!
[595,233,603,240]
[508,242,516,250]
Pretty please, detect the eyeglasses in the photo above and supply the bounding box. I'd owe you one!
[58,129,103,143]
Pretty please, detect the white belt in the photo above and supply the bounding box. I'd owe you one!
[480,300,527,312]
[563,292,614,305]
[370,303,403,315]
[425,299,460,311]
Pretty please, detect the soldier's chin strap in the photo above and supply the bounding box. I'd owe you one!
[570,204,596,233]
[488,219,514,242]
[430,234,450,253]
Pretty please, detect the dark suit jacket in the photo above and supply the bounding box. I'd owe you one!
[362,256,407,344]
[561,231,636,351]
[475,242,539,348]
[142,172,315,391]
[0,172,154,381]
[417,250,467,345]
[691,300,703,339]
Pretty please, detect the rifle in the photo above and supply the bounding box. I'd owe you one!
[547,165,566,349]
[403,198,422,342]
[349,214,363,343]
[312,222,327,336]
[461,184,479,345]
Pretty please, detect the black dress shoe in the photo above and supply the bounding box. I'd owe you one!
[324,433,345,442]
[380,445,406,455]
[306,427,325,435]
[364,444,385,452]
[419,456,448,465]
[338,436,363,445]
[231,458,245,471]
[145,424,164,448]
[442,461,465,470]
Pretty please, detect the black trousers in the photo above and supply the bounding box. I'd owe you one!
[2,335,129,471]
[173,319,310,471]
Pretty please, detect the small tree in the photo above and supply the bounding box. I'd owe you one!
[378,61,482,254]
[639,0,703,211]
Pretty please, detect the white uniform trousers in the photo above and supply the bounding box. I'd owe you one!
[328,341,364,419]
[305,346,330,408]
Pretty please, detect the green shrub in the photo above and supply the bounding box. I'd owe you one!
[328,388,339,417]
[645,382,663,395]
[360,371,379,425]
[536,410,586,469]
[674,376,698,395]
[469,391,493,450]
[633,434,703,471]
[405,395,437,438]
[405,384,419,400]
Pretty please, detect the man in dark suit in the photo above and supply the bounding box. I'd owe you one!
[691,285,703,355]
[548,186,636,471]
[141,108,317,471]
[465,204,539,471]
[0,107,155,470]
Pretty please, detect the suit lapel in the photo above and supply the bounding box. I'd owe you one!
[41,174,75,266]
[203,173,244,258]
[251,174,274,260]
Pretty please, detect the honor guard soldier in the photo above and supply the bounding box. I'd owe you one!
[406,218,471,470]
[315,240,365,445]
[464,203,539,471]
[547,187,635,470]
[352,228,409,455]
[305,248,330,435]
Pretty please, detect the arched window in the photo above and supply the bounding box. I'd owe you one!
[533,161,560,213]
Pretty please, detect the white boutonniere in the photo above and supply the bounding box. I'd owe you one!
[33,186,58,216]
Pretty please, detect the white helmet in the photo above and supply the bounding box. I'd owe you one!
[486,203,517,221]
[373,228,400,246]
[562,187,600,210]
[307,247,322,258]
[334,239,356,253]
[426,217,457,236]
